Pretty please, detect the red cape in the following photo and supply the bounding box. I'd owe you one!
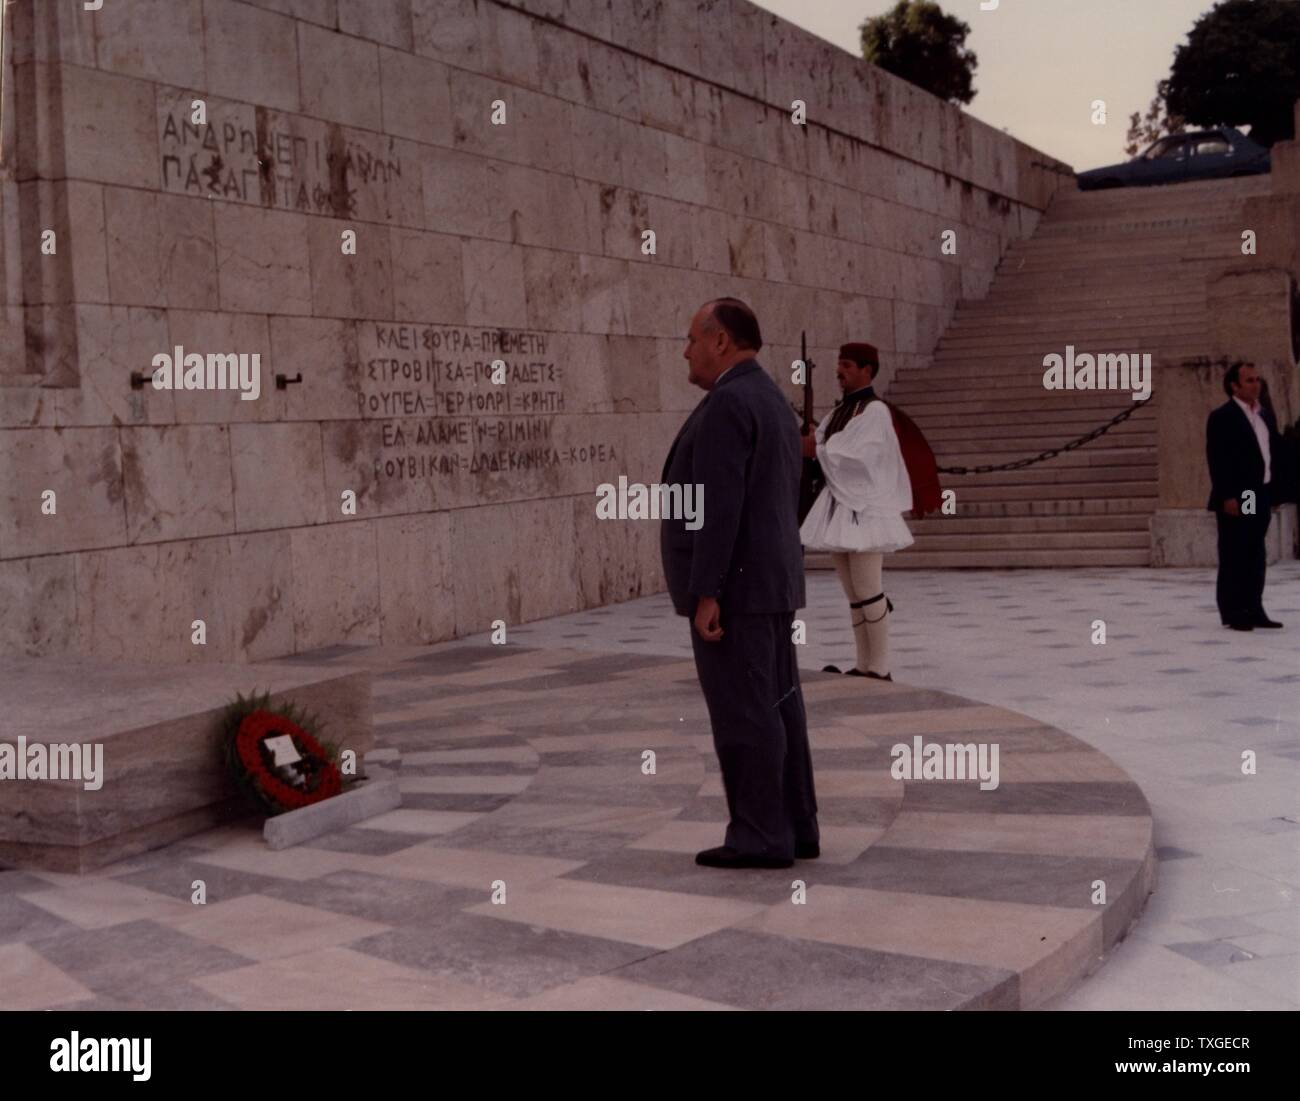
[885,402,944,517]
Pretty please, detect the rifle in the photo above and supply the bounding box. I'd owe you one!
[795,331,825,523]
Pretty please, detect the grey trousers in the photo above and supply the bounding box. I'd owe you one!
[689,610,819,859]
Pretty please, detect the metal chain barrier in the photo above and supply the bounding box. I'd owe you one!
[935,396,1155,476]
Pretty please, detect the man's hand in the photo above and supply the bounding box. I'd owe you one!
[1224,498,1241,517]
[694,596,723,642]
[800,430,816,459]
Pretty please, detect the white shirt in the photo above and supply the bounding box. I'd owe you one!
[713,361,741,387]
[798,399,914,553]
[814,400,913,515]
[1233,396,1272,484]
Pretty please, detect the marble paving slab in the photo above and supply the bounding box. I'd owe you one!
[1,644,1156,1010]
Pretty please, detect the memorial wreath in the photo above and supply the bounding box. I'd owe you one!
[221,692,343,816]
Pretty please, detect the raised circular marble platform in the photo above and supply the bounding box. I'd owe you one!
[0,644,1154,1012]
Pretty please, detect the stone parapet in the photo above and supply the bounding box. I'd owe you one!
[0,657,373,872]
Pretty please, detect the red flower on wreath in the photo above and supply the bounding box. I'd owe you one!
[234,710,342,812]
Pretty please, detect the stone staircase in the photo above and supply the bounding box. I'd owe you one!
[883,175,1274,568]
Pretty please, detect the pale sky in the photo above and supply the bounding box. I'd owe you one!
[750,0,1216,171]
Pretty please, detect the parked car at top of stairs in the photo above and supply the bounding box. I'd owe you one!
[1077,127,1271,190]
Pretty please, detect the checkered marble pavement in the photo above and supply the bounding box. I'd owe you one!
[500,563,1300,1010]
[2,637,1155,1011]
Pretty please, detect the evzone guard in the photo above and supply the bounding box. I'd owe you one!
[800,341,942,681]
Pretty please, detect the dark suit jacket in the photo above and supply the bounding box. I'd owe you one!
[659,359,806,617]
[1206,398,1281,512]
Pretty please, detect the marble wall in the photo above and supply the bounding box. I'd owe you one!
[1149,100,1300,565]
[0,0,1069,661]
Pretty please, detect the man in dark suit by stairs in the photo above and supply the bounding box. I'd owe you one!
[659,297,819,870]
[1206,362,1284,631]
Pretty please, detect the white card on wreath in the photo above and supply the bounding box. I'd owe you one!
[263,735,302,767]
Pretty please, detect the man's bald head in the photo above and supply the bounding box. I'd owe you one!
[684,297,762,391]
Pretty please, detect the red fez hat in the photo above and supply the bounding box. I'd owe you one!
[839,342,879,369]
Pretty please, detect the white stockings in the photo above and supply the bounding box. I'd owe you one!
[830,551,891,677]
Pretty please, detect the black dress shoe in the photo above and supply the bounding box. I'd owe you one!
[1252,615,1284,629]
[695,846,793,869]
[846,668,893,681]
[821,664,843,673]
[1226,620,1255,631]
[795,841,820,859]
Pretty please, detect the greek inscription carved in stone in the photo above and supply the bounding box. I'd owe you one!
[357,323,616,484]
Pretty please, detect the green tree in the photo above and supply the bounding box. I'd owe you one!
[1141,0,1300,151]
[1124,83,1184,157]
[860,0,977,106]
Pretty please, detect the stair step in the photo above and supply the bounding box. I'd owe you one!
[968,291,1205,312]
[887,548,1151,568]
[933,501,1156,521]
[943,481,1157,501]
[909,515,1147,534]
[1047,176,1271,206]
[893,409,1156,429]
[967,283,1206,301]
[1050,182,1270,205]
[945,320,1204,342]
[941,468,1156,490]
[922,432,1156,451]
[1008,224,1242,241]
[960,289,1207,302]
[989,264,1211,278]
[1015,223,1248,241]
[999,248,1244,270]
[940,315,1207,335]
[958,289,1206,311]
[917,416,1154,435]
[896,396,1149,416]
[936,335,1205,354]
[920,356,1201,371]
[922,358,1192,376]
[900,366,1174,383]
[997,248,1223,262]
[1047,192,1269,214]
[901,366,1175,385]
[990,272,1213,289]
[903,371,1164,388]
[1031,225,1245,242]
[1048,193,1267,210]
[891,396,1158,413]
[943,314,1205,338]
[893,385,1155,404]
[933,446,1154,468]
[905,531,1151,551]
[1047,199,1270,221]
[930,341,1198,357]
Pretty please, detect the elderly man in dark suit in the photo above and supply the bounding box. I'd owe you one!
[1206,361,1284,631]
[659,297,819,869]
